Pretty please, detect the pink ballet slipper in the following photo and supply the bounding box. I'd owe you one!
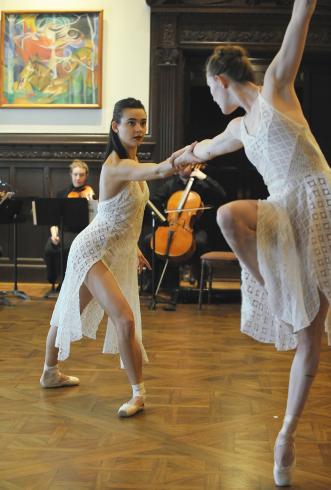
[118,396,145,418]
[274,434,296,486]
[40,368,80,388]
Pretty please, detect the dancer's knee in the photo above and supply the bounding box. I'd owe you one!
[116,314,135,342]
[216,204,238,240]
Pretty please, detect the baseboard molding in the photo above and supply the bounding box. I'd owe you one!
[0,262,47,283]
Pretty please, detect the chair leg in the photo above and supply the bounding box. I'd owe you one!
[207,266,213,305]
[198,260,205,310]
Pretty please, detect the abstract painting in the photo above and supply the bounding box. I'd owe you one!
[0,11,103,108]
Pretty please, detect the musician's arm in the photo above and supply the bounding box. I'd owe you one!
[150,179,175,212]
[200,175,227,202]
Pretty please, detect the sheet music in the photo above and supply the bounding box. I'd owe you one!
[32,200,37,225]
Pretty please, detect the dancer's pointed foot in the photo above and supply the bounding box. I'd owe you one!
[273,434,296,487]
[40,367,80,388]
[118,396,145,418]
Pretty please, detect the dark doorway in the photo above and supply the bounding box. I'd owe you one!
[183,51,269,250]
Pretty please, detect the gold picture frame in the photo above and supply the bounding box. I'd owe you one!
[0,10,103,108]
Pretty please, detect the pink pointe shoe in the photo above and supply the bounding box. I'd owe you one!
[40,367,80,388]
[118,396,145,418]
[273,435,296,487]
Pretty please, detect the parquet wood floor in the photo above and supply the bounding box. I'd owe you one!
[0,284,330,489]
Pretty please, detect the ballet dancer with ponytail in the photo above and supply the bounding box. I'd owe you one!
[174,1,330,485]
[40,97,195,417]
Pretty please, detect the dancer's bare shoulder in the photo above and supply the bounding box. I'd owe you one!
[227,117,242,140]
[99,153,133,200]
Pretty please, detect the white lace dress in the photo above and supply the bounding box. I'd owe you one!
[240,93,331,350]
[50,181,149,362]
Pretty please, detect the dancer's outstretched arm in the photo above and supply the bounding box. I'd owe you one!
[264,0,317,92]
[106,143,198,182]
[174,118,243,168]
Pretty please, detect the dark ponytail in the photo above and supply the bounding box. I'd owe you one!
[104,97,146,161]
[206,45,255,83]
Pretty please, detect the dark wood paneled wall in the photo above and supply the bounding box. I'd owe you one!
[147,0,331,160]
[1,0,330,281]
[0,135,155,281]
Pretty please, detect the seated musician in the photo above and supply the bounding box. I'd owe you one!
[140,165,226,306]
[0,178,15,205]
[44,159,95,297]
[0,179,15,260]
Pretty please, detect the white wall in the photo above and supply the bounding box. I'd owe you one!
[0,0,150,133]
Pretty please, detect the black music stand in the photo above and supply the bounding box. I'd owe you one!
[32,198,89,295]
[149,209,160,310]
[0,197,30,303]
[144,200,173,311]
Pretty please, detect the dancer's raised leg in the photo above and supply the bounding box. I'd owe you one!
[217,200,264,285]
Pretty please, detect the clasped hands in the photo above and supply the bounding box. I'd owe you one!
[169,141,203,172]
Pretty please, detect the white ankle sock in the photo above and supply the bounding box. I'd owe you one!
[132,382,146,399]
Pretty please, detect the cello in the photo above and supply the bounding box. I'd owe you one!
[151,163,207,263]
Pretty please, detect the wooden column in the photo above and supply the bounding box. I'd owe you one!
[157,48,181,160]
[149,13,183,160]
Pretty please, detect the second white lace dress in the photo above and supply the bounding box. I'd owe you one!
[240,93,331,350]
[50,181,149,362]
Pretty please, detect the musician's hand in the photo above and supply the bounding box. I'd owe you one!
[137,248,151,274]
[190,168,207,180]
[0,191,15,204]
[51,235,60,246]
[84,191,94,200]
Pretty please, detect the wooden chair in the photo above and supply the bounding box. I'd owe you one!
[198,251,239,309]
